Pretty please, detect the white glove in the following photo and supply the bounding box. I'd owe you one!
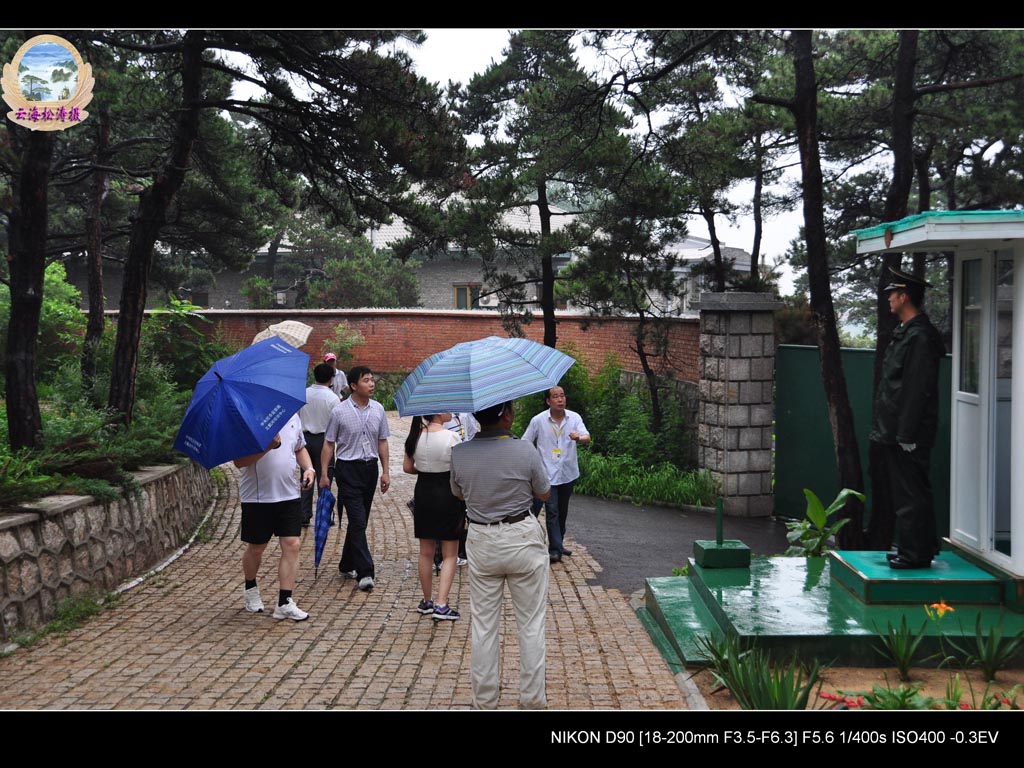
[899,442,916,453]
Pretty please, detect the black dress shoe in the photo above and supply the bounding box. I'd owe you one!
[560,549,573,557]
[888,556,931,570]
[549,553,562,564]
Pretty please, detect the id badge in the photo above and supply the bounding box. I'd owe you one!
[552,447,562,460]
[362,439,371,455]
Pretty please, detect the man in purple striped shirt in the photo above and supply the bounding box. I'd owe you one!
[320,366,391,591]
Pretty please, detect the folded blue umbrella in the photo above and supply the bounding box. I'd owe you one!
[173,337,310,469]
[313,487,336,579]
[394,336,575,417]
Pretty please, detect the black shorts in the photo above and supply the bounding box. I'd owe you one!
[241,499,302,544]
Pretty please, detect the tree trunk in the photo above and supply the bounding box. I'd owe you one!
[791,30,865,547]
[536,180,557,348]
[633,314,664,435]
[867,29,919,550]
[82,106,111,400]
[109,32,205,423]
[5,129,55,450]
[701,201,726,292]
[750,135,764,277]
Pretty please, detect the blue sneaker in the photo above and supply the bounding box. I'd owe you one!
[417,599,435,615]
[432,603,460,621]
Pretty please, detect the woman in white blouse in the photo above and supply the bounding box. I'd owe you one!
[402,413,465,621]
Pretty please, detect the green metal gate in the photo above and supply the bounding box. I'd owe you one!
[774,345,951,537]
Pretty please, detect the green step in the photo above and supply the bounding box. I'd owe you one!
[830,551,1002,605]
[644,576,726,666]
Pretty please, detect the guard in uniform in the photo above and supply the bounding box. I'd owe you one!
[870,267,946,569]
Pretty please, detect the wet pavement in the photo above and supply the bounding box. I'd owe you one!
[0,414,697,710]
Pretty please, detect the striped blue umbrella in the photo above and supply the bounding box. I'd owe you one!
[394,336,575,417]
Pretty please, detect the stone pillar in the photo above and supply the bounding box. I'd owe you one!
[697,292,783,517]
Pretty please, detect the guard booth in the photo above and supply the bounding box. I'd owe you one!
[854,211,1024,579]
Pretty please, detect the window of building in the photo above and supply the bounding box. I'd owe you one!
[454,284,481,309]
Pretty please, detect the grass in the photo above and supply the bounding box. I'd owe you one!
[2,591,117,655]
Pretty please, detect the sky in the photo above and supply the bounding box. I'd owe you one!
[406,29,803,295]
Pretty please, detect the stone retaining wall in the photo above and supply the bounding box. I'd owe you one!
[0,463,210,642]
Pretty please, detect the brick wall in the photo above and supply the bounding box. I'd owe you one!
[184,309,700,382]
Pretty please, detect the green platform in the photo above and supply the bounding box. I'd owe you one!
[641,555,1024,668]
[830,550,1002,605]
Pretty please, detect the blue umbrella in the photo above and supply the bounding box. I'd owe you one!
[313,486,336,579]
[394,336,575,417]
[173,337,310,469]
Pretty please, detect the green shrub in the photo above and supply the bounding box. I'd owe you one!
[872,615,934,682]
[0,262,86,381]
[575,450,718,507]
[142,296,236,392]
[946,615,1024,682]
[241,276,274,309]
[696,633,823,710]
[323,321,366,372]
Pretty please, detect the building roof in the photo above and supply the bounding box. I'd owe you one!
[854,210,1024,253]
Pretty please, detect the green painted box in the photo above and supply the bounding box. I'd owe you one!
[694,539,751,569]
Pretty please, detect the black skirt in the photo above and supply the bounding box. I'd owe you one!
[413,471,466,541]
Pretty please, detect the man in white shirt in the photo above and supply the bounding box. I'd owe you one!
[234,413,316,621]
[298,363,339,526]
[319,366,391,592]
[521,386,591,564]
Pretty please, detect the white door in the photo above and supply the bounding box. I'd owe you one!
[950,252,989,553]
[951,247,1022,576]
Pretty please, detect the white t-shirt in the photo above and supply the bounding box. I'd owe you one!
[412,427,461,473]
[238,414,306,503]
[299,384,338,434]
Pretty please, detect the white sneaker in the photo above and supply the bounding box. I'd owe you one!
[244,586,264,613]
[358,576,375,592]
[457,557,468,567]
[339,567,357,579]
[272,597,309,621]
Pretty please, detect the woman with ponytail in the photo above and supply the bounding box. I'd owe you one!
[403,413,465,621]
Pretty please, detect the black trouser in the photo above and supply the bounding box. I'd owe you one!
[884,442,939,564]
[300,431,332,523]
[335,459,378,579]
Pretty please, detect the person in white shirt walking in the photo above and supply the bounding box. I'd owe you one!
[521,386,591,564]
[234,413,316,621]
[298,363,339,526]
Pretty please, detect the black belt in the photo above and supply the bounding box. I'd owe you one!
[337,458,377,464]
[470,510,531,526]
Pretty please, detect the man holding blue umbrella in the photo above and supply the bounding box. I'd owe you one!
[234,413,316,621]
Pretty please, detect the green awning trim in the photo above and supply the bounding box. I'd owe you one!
[853,210,1024,240]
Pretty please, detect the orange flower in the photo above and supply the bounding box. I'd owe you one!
[925,600,954,620]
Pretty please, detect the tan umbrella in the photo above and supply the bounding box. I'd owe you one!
[251,320,314,349]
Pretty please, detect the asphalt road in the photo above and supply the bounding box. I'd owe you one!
[565,495,790,595]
